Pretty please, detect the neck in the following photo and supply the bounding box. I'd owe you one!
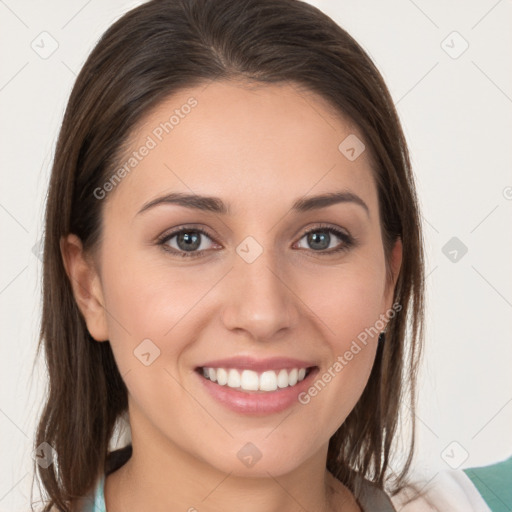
[104,414,360,512]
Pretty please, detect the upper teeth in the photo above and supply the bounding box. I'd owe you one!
[202,367,308,392]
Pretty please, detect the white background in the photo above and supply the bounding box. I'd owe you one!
[0,0,511,510]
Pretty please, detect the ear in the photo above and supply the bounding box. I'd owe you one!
[383,237,403,314]
[60,234,109,342]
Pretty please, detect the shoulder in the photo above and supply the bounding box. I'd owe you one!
[389,468,492,512]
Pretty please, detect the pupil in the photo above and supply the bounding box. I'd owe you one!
[178,231,200,251]
[309,231,329,250]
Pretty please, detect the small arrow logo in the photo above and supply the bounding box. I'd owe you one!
[33,442,56,468]
[440,31,469,59]
[31,31,59,60]
[338,134,365,161]
[236,236,263,264]
[237,442,262,468]
[442,237,467,263]
[134,339,161,366]
[441,441,468,469]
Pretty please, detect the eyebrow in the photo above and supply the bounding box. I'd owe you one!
[137,190,370,217]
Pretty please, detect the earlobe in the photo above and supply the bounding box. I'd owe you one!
[60,234,109,342]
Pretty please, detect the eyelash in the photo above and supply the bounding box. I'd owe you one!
[157,224,356,259]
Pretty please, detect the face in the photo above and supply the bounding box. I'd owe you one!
[65,80,401,478]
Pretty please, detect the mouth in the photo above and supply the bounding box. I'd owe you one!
[194,359,319,415]
[194,354,320,416]
[195,366,316,393]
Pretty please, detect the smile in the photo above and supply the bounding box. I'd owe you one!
[200,367,311,392]
[194,356,319,414]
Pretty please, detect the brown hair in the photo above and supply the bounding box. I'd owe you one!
[33,0,424,509]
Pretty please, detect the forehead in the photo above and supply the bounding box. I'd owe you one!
[105,80,377,218]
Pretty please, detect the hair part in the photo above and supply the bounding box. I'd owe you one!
[33,0,424,509]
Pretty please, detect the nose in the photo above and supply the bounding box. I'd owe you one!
[220,246,300,342]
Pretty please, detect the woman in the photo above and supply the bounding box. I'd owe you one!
[33,0,426,510]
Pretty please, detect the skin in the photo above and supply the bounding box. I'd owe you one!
[62,80,402,512]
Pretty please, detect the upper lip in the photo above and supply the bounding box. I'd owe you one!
[196,356,317,372]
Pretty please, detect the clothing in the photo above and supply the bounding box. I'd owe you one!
[389,456,512,511]
[72,474,104,512]
[390,468,492,511]
[463,456,512,512]
[357,477,398,510]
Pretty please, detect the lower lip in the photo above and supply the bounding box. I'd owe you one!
[196,368,318,415]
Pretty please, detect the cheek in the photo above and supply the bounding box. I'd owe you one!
[99,259,209,424]
[300,258,387,346]
[98,245,229,382]
[293,258,386,423]
[101,240,197,325]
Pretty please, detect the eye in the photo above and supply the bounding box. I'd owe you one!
[158,226,219,258]
[294,224,355,255]
[157,224,355,259]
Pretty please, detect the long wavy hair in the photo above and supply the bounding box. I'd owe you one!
[32,0,425,509]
